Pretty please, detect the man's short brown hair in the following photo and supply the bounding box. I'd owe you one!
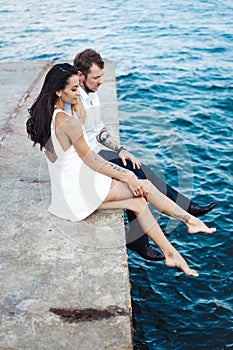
[73,49,104,77]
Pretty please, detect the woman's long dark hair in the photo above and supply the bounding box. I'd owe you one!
[26,63,78,150]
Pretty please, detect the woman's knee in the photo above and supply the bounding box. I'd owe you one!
[130,197,148,214]
[141,179,150,186]
[140,179,150,194]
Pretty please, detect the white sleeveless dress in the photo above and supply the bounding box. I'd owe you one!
[45,109,112,222]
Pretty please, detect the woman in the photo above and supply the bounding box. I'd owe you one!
[26,63,216,277]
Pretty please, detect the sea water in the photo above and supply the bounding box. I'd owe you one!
[0,0,232,349]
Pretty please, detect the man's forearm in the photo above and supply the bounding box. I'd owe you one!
[96,127,124,152]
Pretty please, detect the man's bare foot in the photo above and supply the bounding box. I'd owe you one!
[186,216,216,235]
[165,250,199,277]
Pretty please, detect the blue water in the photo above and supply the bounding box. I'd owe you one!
[1,0,232,349]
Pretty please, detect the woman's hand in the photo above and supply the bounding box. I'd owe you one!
[125,175,148,198]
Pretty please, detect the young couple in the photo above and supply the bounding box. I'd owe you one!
[26,50,217,277]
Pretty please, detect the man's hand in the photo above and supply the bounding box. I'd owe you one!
[118,149,141,169]
[97,127,141,169]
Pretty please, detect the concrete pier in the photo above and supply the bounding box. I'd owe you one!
[0,61,133,349]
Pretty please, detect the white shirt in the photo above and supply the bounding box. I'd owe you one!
[64,87,104,152]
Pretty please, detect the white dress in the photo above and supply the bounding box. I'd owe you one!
[45,109,112,222]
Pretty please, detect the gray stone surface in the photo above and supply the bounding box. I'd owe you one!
[0,61,133,349]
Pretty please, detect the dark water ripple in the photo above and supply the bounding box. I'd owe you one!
[1,0,233,348]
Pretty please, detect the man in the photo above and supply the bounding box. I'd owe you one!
[69,48,217,261]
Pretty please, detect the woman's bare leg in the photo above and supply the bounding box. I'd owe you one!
[103,178,216,235]
[141,180,216,235]
[99,180,198,276]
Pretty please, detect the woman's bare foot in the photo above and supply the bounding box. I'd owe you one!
[165,250,199,277]
[186,216,216,235]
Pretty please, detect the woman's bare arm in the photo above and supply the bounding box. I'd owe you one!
[60,116,138,186]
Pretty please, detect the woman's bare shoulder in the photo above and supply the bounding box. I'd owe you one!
[56,113,83,143]
[56,112,81,129]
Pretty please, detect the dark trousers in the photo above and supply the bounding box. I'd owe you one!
[99,150,192,247]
